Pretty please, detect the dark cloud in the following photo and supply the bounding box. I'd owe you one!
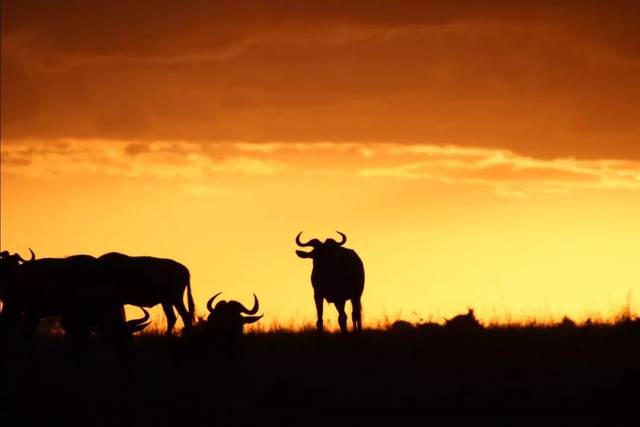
[4,1,639,59]
[2,0,639,159]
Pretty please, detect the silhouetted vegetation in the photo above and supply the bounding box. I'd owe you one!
[3,250,638,419]
[2,317,638,423]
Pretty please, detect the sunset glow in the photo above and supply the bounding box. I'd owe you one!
[2,1,639,329]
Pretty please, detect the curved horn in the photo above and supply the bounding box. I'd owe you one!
[207,292,222,313]
[296,231,312,247]
[126,307,151,332]
[16,248,36,263]
[242,314,263,325]
[238,294,259,315]
[129,322,151,333]
[295,232,321,248]
[136,307,150,324]
[335,231,347,246]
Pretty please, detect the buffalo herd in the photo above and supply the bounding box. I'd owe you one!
[0,231,365,351]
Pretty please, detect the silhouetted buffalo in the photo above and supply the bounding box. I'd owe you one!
[1,253,150,346]
[97,252,195,335]
[295,231,365,333]
[0,249,35,335]
[0,249,35,267]
[62,305,152,341]
[57,305,151,347]
[1,254,99,337]
[204,292,262,344]
[0,249,36,304]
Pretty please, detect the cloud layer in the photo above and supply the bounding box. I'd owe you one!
[2,1,639,159]
[3,139,638,197]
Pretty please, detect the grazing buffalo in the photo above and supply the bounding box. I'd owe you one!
[97,252,195,335]
[204,292,262,345]
[295,231,365,334]
[63,305,152,342]
[58,305,151,348]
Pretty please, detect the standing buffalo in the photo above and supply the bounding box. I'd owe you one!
[1,253,150,346]
[204,292,263,345]
[1,254,100,338]
[295,231,365,334]
[97,252,195,335]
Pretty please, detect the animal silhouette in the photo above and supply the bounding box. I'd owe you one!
[0,249,35,299]
[97,252,195,335]
[87,306,151,337]
[204,292,263,346]
[1,252,151,347]
[295,231,365,334]
[0,249,36,337]
[61,305,151,345]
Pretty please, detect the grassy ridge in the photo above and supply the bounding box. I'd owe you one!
[3,319,639,422]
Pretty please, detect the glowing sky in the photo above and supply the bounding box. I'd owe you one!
[2,1,639,328]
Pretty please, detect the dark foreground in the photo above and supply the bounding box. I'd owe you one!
[2,322,639,423]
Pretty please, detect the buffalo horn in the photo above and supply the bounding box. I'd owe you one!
[241,314,263,325]
[126,307,151,332]
[239,294,260,315]
[16,248,36,263]
[295,232,320,248]
[207,292,222,313]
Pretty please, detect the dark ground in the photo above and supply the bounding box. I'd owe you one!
[2,322,639,423]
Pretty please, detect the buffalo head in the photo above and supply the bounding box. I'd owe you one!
[295,231,347,261]
[205,292,263,342]
[0,248,35,303]
[62,306,152,341]
[0,249,36,278]
[0,249,36,265]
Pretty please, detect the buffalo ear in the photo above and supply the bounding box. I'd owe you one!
[296,250,314,259]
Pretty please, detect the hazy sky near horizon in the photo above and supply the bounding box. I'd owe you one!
[2,1,639,328]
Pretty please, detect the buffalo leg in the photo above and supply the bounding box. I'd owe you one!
[314,293,324,332]
[174,299,192,331]
[162,303,177,336]
[351,298,362,333]
[334,300,348,334]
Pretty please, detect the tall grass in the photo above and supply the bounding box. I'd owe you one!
[126,289,640,335]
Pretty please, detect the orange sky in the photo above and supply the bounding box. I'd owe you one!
[2,1,639,328]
